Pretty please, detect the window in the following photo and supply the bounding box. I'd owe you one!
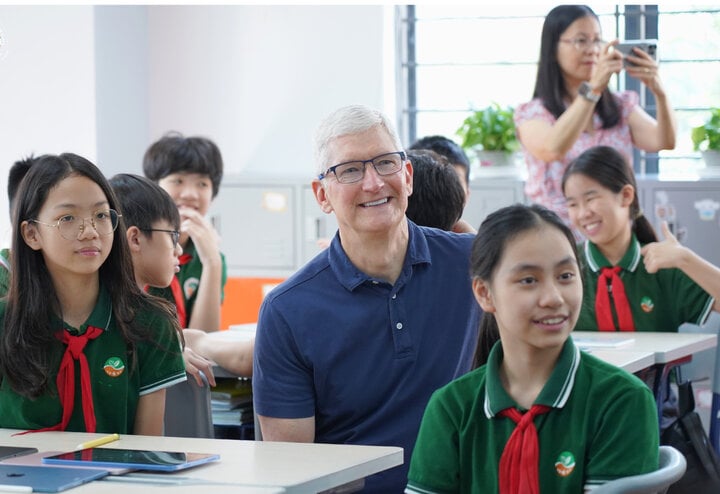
[397,5,720,176]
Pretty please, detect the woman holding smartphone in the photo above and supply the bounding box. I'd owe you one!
[514,4,677,234]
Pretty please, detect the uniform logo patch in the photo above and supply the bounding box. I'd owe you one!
[555,451,576,477]
[103,357,125,377]
[183,277,199,300]
[640,296,654,313]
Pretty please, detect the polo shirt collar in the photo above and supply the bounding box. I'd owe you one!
[583,234,641,273]
[483,337,581,418]
[59,284,113,336]
[328,219,431,291]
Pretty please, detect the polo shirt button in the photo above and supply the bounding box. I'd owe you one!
[392,294,397,299]
[372,280,379,285]
[396,322,403,330]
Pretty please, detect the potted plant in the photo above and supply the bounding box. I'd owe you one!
[456,103,519,167]
[691,107,720,167]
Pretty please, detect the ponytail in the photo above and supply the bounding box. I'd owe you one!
[472,314,500,369]
[632,210,658,245]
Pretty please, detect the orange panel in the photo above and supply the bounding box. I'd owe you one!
[220,277,285,330]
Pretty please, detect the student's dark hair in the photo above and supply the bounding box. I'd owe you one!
[109,174,180,234]
[406,150,465,231]
[561,145,657,244]
[471,203,579,368]
[142,132,224,197]
[8,155,37,219]
[409,135,470,183]
[533,4,620,129]
[0,153,181,399]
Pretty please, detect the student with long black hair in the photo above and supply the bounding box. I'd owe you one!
[0,154,186,434]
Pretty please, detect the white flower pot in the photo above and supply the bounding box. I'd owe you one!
[702,150,720,167]
[475,150,515,167]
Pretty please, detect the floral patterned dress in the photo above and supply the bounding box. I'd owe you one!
[514,91,639,226]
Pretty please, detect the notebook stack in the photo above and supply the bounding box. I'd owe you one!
[211,377,254,427]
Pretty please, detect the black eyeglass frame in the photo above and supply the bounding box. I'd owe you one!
[318,151,407,184]
[141,228,180,248]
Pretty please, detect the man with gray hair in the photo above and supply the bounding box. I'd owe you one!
[253,105,480,492]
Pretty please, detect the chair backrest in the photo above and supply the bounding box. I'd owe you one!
[591,446,686,494]
[164,371,215,438]
[678,314,720,454]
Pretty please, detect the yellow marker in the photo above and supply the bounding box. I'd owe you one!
[75,433,120,450]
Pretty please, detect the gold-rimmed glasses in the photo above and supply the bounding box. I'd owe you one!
[31,209,121,240]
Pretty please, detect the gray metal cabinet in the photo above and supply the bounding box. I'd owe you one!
[463,177,526,231]
[638,177,720,267]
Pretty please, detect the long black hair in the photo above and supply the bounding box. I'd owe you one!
[471,204,580,368]
[533,4,620,129]
[561,145,657,244]
[0,153,180,398]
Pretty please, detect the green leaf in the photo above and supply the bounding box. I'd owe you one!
[692,107,720,151]
[456,103,517,152]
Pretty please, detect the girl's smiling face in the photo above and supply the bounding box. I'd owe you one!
[22,174,114,281]
[473,225,582,355]
[564,172,634,249]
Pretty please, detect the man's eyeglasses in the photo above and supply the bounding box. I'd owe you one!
[318,151,406,184]
[560,37,606,52]
[141,228,180,248]
[31,209,121,241]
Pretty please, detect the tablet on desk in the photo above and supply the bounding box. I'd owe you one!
[0,464,108,492]
[42,448,220,472]
[0,446,38,461]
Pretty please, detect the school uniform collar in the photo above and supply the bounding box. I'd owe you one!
[583,234,642,273]
[60,284,113,336]
[483,337,581,418]
[328,219,431,291]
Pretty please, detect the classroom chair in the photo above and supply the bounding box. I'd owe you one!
[678,313,720,455]
[591,446,686,494]
[164,371,215,438]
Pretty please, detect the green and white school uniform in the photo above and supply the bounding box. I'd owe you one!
[0,285,186,433]
[407,337,659,493]
[576,235,714,331]
[150,239,227,325]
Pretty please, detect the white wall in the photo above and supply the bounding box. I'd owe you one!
[0,5,391,247]
[144,5,386,179]
[0,6,97,243]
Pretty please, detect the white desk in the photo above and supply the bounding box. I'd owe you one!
[573,331,718,364]
[585,349,656,374]
[0,429,402,493]
[574,331,719,428]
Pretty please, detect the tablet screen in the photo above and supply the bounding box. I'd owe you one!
[42,448,220,472]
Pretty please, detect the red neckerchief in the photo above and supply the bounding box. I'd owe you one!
[498,405,551,494]
[595,266,635,331]
[169,253,193,327]
[27,326,104,433]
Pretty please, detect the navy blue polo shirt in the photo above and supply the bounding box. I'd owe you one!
[253,220,481,493]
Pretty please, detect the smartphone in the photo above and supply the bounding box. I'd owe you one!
[615,40,658,66]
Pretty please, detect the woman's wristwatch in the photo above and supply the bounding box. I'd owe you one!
[578,82,601,103]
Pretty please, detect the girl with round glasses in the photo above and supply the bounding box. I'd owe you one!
[0,153,186,435]
[515,4,677,235]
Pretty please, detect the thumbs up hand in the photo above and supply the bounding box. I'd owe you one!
[640,221,685,274]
